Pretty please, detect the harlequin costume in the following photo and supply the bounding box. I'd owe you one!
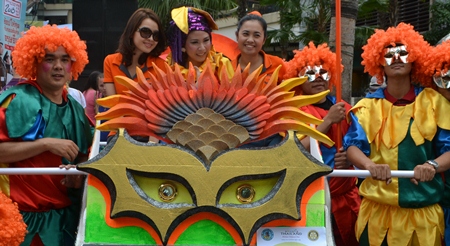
[103,53,167,95]
[284,42,360,246]
[232,50,286,84]
[1,25,93,245]
[343,23,450,246]
[167,6,234,80]
[429,40,450,246]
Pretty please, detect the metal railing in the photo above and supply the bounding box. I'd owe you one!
[0,168,415,178]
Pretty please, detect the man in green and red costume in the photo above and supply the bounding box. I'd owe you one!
[284,42,361,246]
[344,23,450,246]
[0,25,92,246]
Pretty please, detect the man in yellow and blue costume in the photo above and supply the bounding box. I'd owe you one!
[344,23,450,246]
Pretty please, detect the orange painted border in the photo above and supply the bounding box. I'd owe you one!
[88,175,163,245]
[88,175,324,246]
[249,177,324,245]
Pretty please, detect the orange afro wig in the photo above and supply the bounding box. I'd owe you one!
[361,22,432,86]
[12,25,88,80]
[283,42,342,90]
[428,40,450,79]
[0,191,27,246]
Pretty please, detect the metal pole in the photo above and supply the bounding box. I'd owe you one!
[0,168,415,178]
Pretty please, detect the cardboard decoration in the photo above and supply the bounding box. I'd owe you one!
[77,61,334,245]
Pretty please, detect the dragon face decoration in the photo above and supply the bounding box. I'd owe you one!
[78,61,333,245]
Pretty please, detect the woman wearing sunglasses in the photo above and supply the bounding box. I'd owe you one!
[103,8,167,96]
[166,6,234,80]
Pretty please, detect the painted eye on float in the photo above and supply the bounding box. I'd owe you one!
[126,169,196,208]
[216,170,285,208]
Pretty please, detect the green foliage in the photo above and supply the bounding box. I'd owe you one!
[354,26,376,48]
[138,0,237,29]
[298,0,331,46]
[357,0,388,19]
[258,0,303,57]
[259,0,331,57]
[423,1,450,45]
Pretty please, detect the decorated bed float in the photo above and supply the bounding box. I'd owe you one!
[75,61,336,245]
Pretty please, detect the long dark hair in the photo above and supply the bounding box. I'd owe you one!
[117,8,167,67]
[83,71,103,92]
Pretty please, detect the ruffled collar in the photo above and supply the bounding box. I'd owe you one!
[352,87,450,150]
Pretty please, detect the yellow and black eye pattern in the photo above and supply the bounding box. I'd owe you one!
[217,171,283,207]
[127,169,195,208]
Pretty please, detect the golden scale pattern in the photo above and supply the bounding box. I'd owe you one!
[167,108,250,165]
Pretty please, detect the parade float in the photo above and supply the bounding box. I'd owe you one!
[74,61,336,246]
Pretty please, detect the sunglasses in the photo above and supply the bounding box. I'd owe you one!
[137,27,160,42]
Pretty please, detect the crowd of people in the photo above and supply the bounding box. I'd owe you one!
[1,5,450,246]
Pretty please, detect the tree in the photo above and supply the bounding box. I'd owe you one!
[424,1,450,45]
[328,0,358,102]
[257,0,304,59]
[236,0,248,20]
[258,0,331,59]
[138,0,237,29]
[297,0,331,46]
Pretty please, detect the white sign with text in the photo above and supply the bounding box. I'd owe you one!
[257,227,327,246]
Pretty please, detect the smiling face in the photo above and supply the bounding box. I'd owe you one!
[184,30,211,67]
[133,18,159,56]
[236,20,266,57]
[36,46,72,94]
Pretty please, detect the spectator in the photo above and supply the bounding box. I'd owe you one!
[67,81,86,108]
[0,42,7,89]
[1,70,26,93]
[366,75,387,95]
[3,51,11,74]
[82,71,104,123]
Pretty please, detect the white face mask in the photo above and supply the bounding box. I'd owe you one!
[299,65,330,82]
[383,45,409,66]
[433,68,450,89]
